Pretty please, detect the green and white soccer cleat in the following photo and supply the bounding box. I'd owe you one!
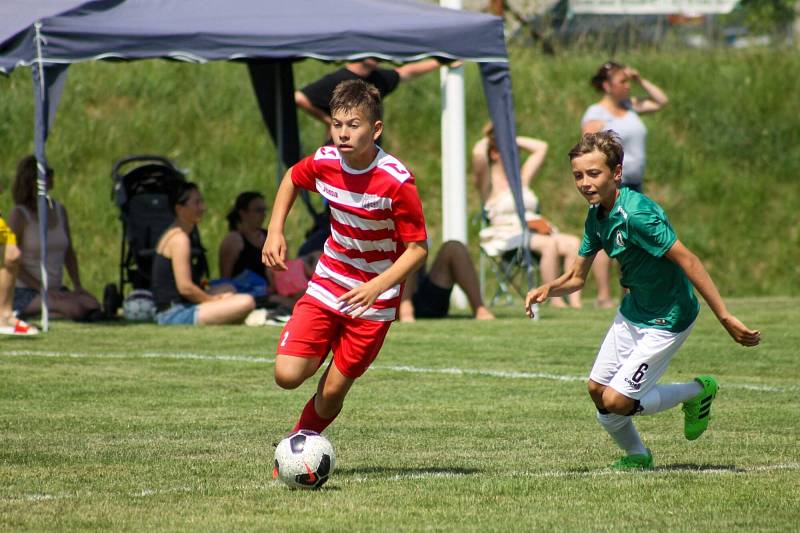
[610,450,654,470]
[682,375,718,441]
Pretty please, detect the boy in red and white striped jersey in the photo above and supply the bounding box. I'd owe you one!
[262,79,428,435]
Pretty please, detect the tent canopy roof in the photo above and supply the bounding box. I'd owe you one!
[1,0,508,75]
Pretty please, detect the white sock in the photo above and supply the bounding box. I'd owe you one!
[638,382,703,415]
[596,412,648,456]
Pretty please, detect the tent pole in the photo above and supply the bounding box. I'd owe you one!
[32,21,50,332]
[440,0,468,309]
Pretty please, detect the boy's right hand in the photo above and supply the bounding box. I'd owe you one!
[262,233,288,271]
[720,315,761,347]
[524,286,549,319]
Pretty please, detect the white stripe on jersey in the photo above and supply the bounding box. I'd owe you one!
[324,241,393,274]
[377,154,413,183]
[331,227,396,254]
[314,146,341,161]
[315,179,392,211]
[314,261,400,300]
[330,206,395,231]
[306,281,396,321]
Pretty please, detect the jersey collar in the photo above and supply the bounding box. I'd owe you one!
[340,146,384,175]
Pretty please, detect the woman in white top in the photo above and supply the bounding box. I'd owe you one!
[473,123,588,308]
[581,61,669,308]
[9,155,102,320]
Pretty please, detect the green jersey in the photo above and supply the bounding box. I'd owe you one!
[579,188,699,332]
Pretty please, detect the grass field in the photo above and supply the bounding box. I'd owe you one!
[1,297,798,530]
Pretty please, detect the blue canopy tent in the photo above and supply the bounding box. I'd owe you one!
[0,0,531,330]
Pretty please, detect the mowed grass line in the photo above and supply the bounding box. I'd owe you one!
[1,297,798,530]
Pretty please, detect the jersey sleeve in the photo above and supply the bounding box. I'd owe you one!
[581,104,609,126]
[392,179,427,243]
[290,155,318,191]
[300,70,343,110]
[578,212,602,257]
[375,68,401,95]
[628,209,677,258]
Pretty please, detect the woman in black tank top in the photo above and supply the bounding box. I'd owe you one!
[218,192,269,281]
[152,182,254,325]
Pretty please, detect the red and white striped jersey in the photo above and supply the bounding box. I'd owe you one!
[291,146,427,321]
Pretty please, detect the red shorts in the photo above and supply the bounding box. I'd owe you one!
[276,295,393,378]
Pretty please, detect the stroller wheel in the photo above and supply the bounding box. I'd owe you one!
[103,283,122,319]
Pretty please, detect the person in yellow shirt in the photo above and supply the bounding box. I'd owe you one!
[0,213,38,335]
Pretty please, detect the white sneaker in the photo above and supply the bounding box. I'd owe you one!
[0,318,39,336]
[244,308,268,326]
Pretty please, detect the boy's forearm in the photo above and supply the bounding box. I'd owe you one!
[268,171,299,233]
[681,255,730,321]
[545,273,585,297]
[546,255,590,296]
[373,243,428,292]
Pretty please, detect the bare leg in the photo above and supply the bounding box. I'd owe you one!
[398,266,419,323]
[530,234,566,307]
[593,251,614,308]
[427,241,494,319]
[0,244,19,324]
[314,362,356,419]
[274,353,324,389]
[197,293,256,325]
[554,234,582,308]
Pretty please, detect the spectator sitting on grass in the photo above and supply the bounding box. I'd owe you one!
[8,155,102,322]
[151,181,254,326]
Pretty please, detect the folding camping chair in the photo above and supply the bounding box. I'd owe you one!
[477,210,539,309]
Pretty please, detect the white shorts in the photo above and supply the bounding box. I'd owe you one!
[589,312,695,400]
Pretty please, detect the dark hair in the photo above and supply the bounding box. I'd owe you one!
[590,61,625,92]
[169,181,199,214]
[226,191,265,231]
[329,79,382,123]
[12,155,52,211]
[568,131,624,171]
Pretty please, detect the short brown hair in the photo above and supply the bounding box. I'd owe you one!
[568,131,624,171]
[329,79,382,123]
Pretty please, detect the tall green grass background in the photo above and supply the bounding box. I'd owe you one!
[1,48,798,297]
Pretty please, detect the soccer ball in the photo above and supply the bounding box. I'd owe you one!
[274,430,336,489]
[122,290,156,322]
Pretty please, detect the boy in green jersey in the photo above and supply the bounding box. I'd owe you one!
[525,131,760,469]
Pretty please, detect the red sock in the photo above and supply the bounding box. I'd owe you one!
[291,395,338,433]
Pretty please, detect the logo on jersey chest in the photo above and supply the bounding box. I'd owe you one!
[615,230,625,247]
[321,184,339,198]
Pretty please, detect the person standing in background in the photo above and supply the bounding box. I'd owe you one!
[581,61,669,308]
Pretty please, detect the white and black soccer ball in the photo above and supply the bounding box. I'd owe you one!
[274,430,336,489]
[122,289,156,322]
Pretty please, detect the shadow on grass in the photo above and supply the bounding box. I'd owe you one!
[655,464,744,473]
[337,466,481,478]
[562,464,743,474]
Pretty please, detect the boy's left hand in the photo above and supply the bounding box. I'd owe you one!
[338,280,384,319]
[524,286,549,319]
[721,315,761,347]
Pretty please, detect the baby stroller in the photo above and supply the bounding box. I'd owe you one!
[103,155,208,317]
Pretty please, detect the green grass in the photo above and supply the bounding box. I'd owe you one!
[1,48,799,298]
[2,297,798,530]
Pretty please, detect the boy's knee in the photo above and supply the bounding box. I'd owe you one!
[274,370,304,390]
[602,390,635,415]
[587,380,605,402]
